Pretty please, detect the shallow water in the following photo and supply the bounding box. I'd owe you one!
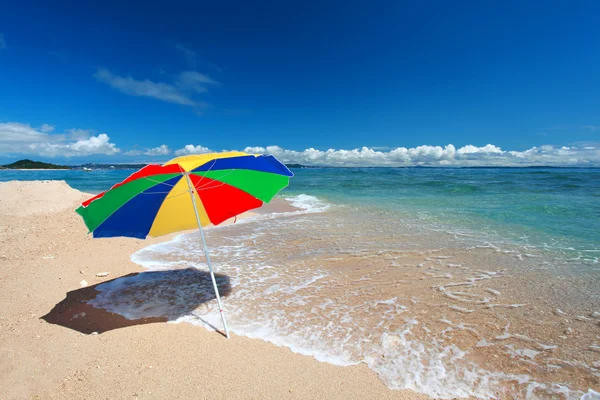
[6,167,600,398]
[103,196,599,399]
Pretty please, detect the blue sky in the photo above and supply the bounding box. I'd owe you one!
[0,1,599,166]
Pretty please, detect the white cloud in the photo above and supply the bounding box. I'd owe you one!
[0,122,53,144]
[65,128,94,140]
[582,125,599,132]
[124,144,170,157]
[176,71,219,93]
[71,134,118,155]
[239,143,600,167]
[94,68,196,106]
[174,144,213,156]
[243,146,267,154]
[174,143,599,166]
[123,149,143,156]
[145,144,170,156]
[3,121,598,166]
[94,68,219,110]
[40,124,55,133]
[456,144,503,155]
[0,33,6,50]
[0,122,120,157]
[28,134,119,157]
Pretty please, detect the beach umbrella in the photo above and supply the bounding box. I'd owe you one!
[76,152,294,338]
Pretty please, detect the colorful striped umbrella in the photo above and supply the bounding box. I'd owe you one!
[76,151,294,337]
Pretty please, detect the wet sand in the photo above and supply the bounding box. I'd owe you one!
[0,180,426,400]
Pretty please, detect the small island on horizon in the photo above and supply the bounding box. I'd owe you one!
[1,159,73,170]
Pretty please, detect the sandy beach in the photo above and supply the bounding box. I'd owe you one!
[0,180,427,400]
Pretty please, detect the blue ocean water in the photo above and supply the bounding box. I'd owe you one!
[2,167,599,264]
[285,167,600,267]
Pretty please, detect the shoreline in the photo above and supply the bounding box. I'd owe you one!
[136,183,600,398]
[0,180,427,400]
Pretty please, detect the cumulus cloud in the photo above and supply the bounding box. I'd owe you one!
[40,124,55,133]
[4,121,597,166]
[456,144,503,155]
[174,144,213,156]
[0,33,6,50]
[124,145,171,156]
[26,134,119,157]
[242,146,267,154]
[65,128,93,140]
[94,68,219,111]
[145,144,171,156]
[170,142,599,166]
[0,122,120,157]
[237,143,600,167]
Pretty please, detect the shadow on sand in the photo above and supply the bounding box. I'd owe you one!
[42,268,231,336]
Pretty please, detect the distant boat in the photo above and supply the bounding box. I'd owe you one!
[82,167,92,172]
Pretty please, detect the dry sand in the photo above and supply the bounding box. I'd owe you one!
[0,180,427,400]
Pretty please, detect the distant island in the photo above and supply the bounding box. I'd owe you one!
[1,159,72,170]
[284,164,305,169]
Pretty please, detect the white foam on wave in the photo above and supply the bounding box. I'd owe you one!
[581,389,600,399]
[366,319,531,399]
[285,194,331,213]
[199,311,359,367]
[123,237,509,398]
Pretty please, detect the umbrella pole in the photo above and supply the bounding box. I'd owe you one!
[185,173,231,339]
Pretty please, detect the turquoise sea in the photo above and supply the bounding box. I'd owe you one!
[291,167,600,267]
[3,167,600,398]
[3,167,599,266]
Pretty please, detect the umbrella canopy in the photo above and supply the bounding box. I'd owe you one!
[75,151,293,338]
[76,152,293,239]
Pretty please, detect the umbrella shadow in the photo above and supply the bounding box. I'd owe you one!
[42,268,231,336]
